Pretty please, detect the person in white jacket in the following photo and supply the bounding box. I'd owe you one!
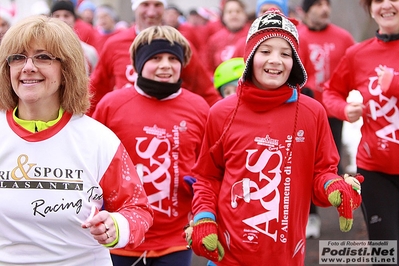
[0,15,153,265]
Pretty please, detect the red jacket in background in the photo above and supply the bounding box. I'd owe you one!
[203,23,249,76]
[74,18,98,50]
[298,23,355,103]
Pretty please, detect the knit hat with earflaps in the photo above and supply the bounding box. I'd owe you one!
[242,8,307,88]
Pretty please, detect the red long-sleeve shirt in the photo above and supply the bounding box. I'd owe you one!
[323,37,399,175]
[192,82,340,265]
[93,86,209,256]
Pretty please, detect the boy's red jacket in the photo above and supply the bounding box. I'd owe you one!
[192,82,339,265]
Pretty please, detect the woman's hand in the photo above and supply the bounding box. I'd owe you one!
[82,208,116,245]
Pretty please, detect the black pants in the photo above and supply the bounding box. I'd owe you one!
[358,168,399,266]
[111,249,192,266]
[328,117,343,174]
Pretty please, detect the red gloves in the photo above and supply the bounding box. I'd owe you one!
[191,218,224,262]
[325,174,364,232]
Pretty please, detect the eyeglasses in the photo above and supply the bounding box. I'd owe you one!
[6,53,61,68]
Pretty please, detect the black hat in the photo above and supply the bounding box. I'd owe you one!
[51,0,76,17]
[134,39,184,75]
[302,0,329,13]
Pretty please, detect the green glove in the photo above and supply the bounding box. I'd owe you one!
[324,174,364,232]
[191,218,224,262]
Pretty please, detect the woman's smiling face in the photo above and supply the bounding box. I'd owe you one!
[10,41,62,108]
[371,0,399,34]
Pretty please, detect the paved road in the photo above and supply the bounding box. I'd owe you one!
[190,206,368,266]
[304,206,368,266]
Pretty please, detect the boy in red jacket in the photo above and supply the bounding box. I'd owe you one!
[188,9,363,265]
[93,25,209,266]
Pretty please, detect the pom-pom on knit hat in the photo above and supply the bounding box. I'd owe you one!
[256,0,289,16]
[243,8,307,88]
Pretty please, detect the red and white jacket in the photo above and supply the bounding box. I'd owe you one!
[0,111,153,265]
[192,81,340,265]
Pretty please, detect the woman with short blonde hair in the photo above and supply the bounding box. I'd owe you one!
[0,15,90,114]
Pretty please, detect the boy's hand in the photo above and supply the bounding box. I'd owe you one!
[191,218,224,262]
[325,174,364,232]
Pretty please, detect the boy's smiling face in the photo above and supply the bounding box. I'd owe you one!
[141,52,182,83]
[251,38,293,90]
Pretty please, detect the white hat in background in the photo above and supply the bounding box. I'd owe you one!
[131,0,167,11]
[31,1,50,16]
[0,8,13,26]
